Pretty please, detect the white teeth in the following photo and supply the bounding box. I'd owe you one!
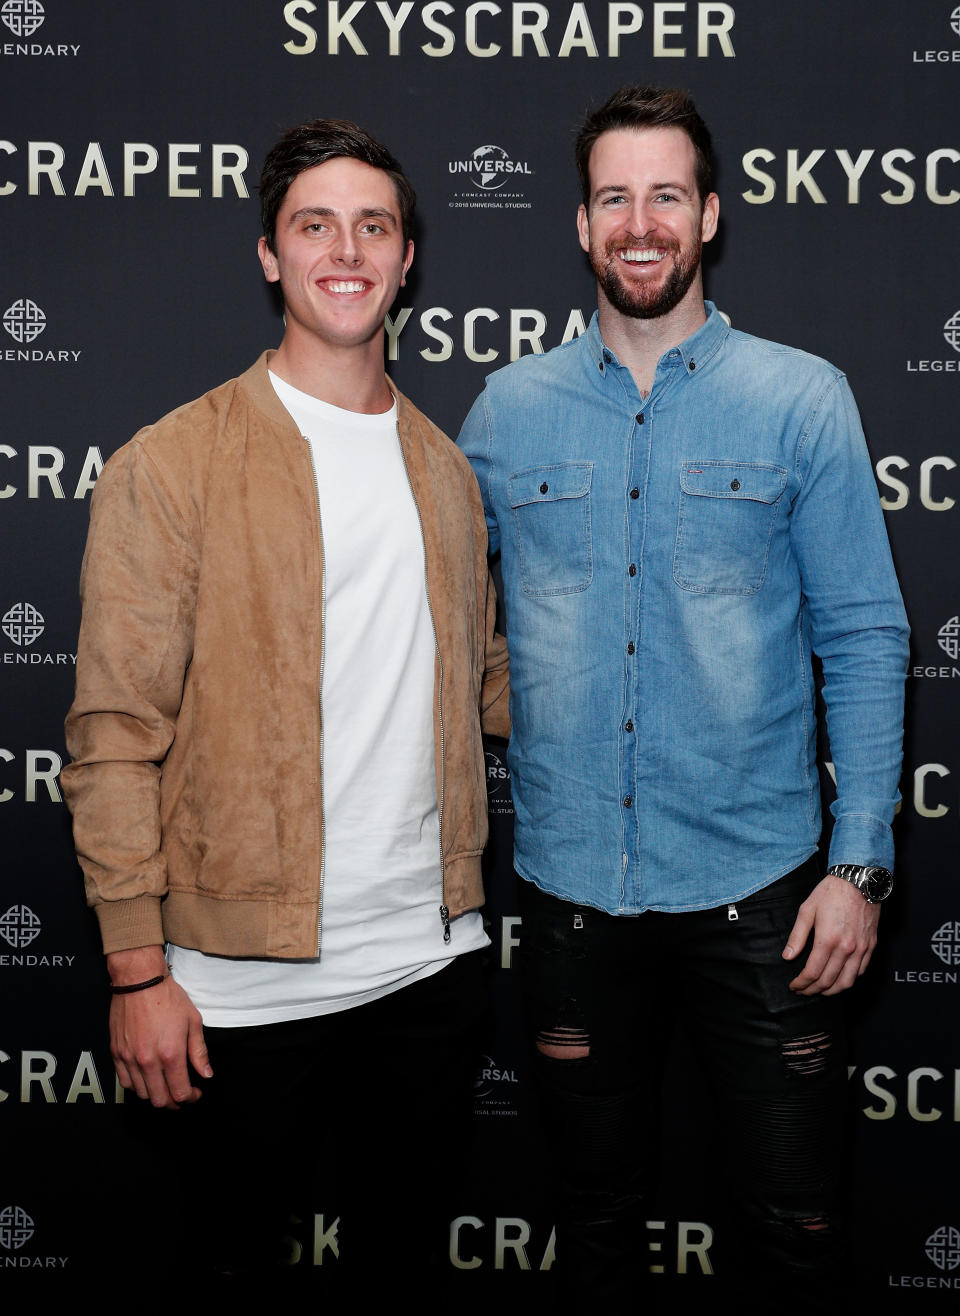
[326,280,366,293]
[621,249,664,263]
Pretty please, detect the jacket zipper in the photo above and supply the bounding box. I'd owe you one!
[394,418,448,943]
[303,435,327,954]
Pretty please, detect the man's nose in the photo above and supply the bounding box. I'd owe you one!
[332,229,361,265]
[626,200,656,235]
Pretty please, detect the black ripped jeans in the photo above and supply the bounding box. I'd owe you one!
[519,859,850,1313]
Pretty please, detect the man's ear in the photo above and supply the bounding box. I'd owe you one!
[577,203,590,254]
[258,236,280,283]
[700,192,719,245]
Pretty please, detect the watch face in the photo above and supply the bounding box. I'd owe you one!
[866,868,894,902]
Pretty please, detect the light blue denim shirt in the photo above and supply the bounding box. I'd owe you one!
[458,305,909,914]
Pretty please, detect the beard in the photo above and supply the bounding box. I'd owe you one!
[590,231,702,320]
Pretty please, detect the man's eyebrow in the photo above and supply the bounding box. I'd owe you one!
[356,206,398,227]
[286,205,398,226]
[593,181,694,199]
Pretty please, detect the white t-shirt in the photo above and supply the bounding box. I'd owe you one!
[167,374,487,1025]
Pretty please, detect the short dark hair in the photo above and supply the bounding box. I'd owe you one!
[575,86,715,207]
[259,118,416,252]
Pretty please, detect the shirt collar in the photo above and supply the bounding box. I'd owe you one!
[586,300,729,380]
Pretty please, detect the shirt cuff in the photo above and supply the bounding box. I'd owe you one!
[826,812,895,873]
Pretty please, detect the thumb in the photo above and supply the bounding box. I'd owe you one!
[187,1016,213,1079]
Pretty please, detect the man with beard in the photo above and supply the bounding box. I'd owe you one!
[457,86,907,1311]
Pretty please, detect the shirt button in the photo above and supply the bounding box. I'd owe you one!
[623,795,633,808]
[628,564,637,577]
[603,350,612,364]
[688,359,696,371]
[625,720,634,732]
[627,642,635,655]
[539,482,549,494]
[730,479,740,491]
[629,487,639,499]
[635,412,644,424]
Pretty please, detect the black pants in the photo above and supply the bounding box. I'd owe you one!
[519,860,850,1313]
[157,951,489,1287]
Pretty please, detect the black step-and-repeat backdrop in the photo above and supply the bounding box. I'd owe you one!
[3,1,958,1303]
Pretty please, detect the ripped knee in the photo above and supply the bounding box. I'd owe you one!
[536,1025,590,1060]
[781,1031,832,1076]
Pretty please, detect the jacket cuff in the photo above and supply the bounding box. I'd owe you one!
[96,896,166,955]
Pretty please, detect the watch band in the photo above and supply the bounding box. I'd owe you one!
[827,864,893,904]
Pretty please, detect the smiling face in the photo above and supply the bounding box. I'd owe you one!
[577,126,718,324]
[257,156,413,358]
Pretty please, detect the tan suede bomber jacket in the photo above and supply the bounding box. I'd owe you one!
[62,352,510,960]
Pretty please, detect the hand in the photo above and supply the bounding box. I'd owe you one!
[107,946,212,1108]
[781,874,880,996]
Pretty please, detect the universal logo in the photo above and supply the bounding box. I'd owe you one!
[0,1205,68,1270]
[0,0,79,57]
[485,749,514,817]
[894,921,960,985]
[889,1225,960,1290]
[0,905,76,968]
[912,7,960,62]
[449,145,532,212]
[473,1054,520,1117]
[2,602,77,668]
[905,310,960,375]
[1,300,82,363]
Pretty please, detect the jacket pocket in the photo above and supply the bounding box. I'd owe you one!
[508,462,594,596]
[674,460,787,595]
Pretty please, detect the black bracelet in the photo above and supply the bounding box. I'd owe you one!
[110,974,168,995]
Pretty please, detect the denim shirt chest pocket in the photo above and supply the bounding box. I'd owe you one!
[508,462,594,596]
[674,460,788,595]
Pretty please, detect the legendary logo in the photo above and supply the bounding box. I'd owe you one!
[903,311,960,375]
[952,7,960,39]
[944,311,960,353]
[2,601,44,646]
[2,298,45,343]
[931,921,960,967]
[0,904,41,949]
[0,298,82,364]
[0,1205,34,1250]
[939,616,960,660]
[926,1225,960,1271]
[1,0,43,37]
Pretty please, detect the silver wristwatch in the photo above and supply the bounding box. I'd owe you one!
[827,864,894,904]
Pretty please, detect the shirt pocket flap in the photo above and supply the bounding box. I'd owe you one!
[508,463,593,509]
[680,462,787,504]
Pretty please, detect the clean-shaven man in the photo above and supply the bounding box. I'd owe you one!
[64,119,509,1281]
